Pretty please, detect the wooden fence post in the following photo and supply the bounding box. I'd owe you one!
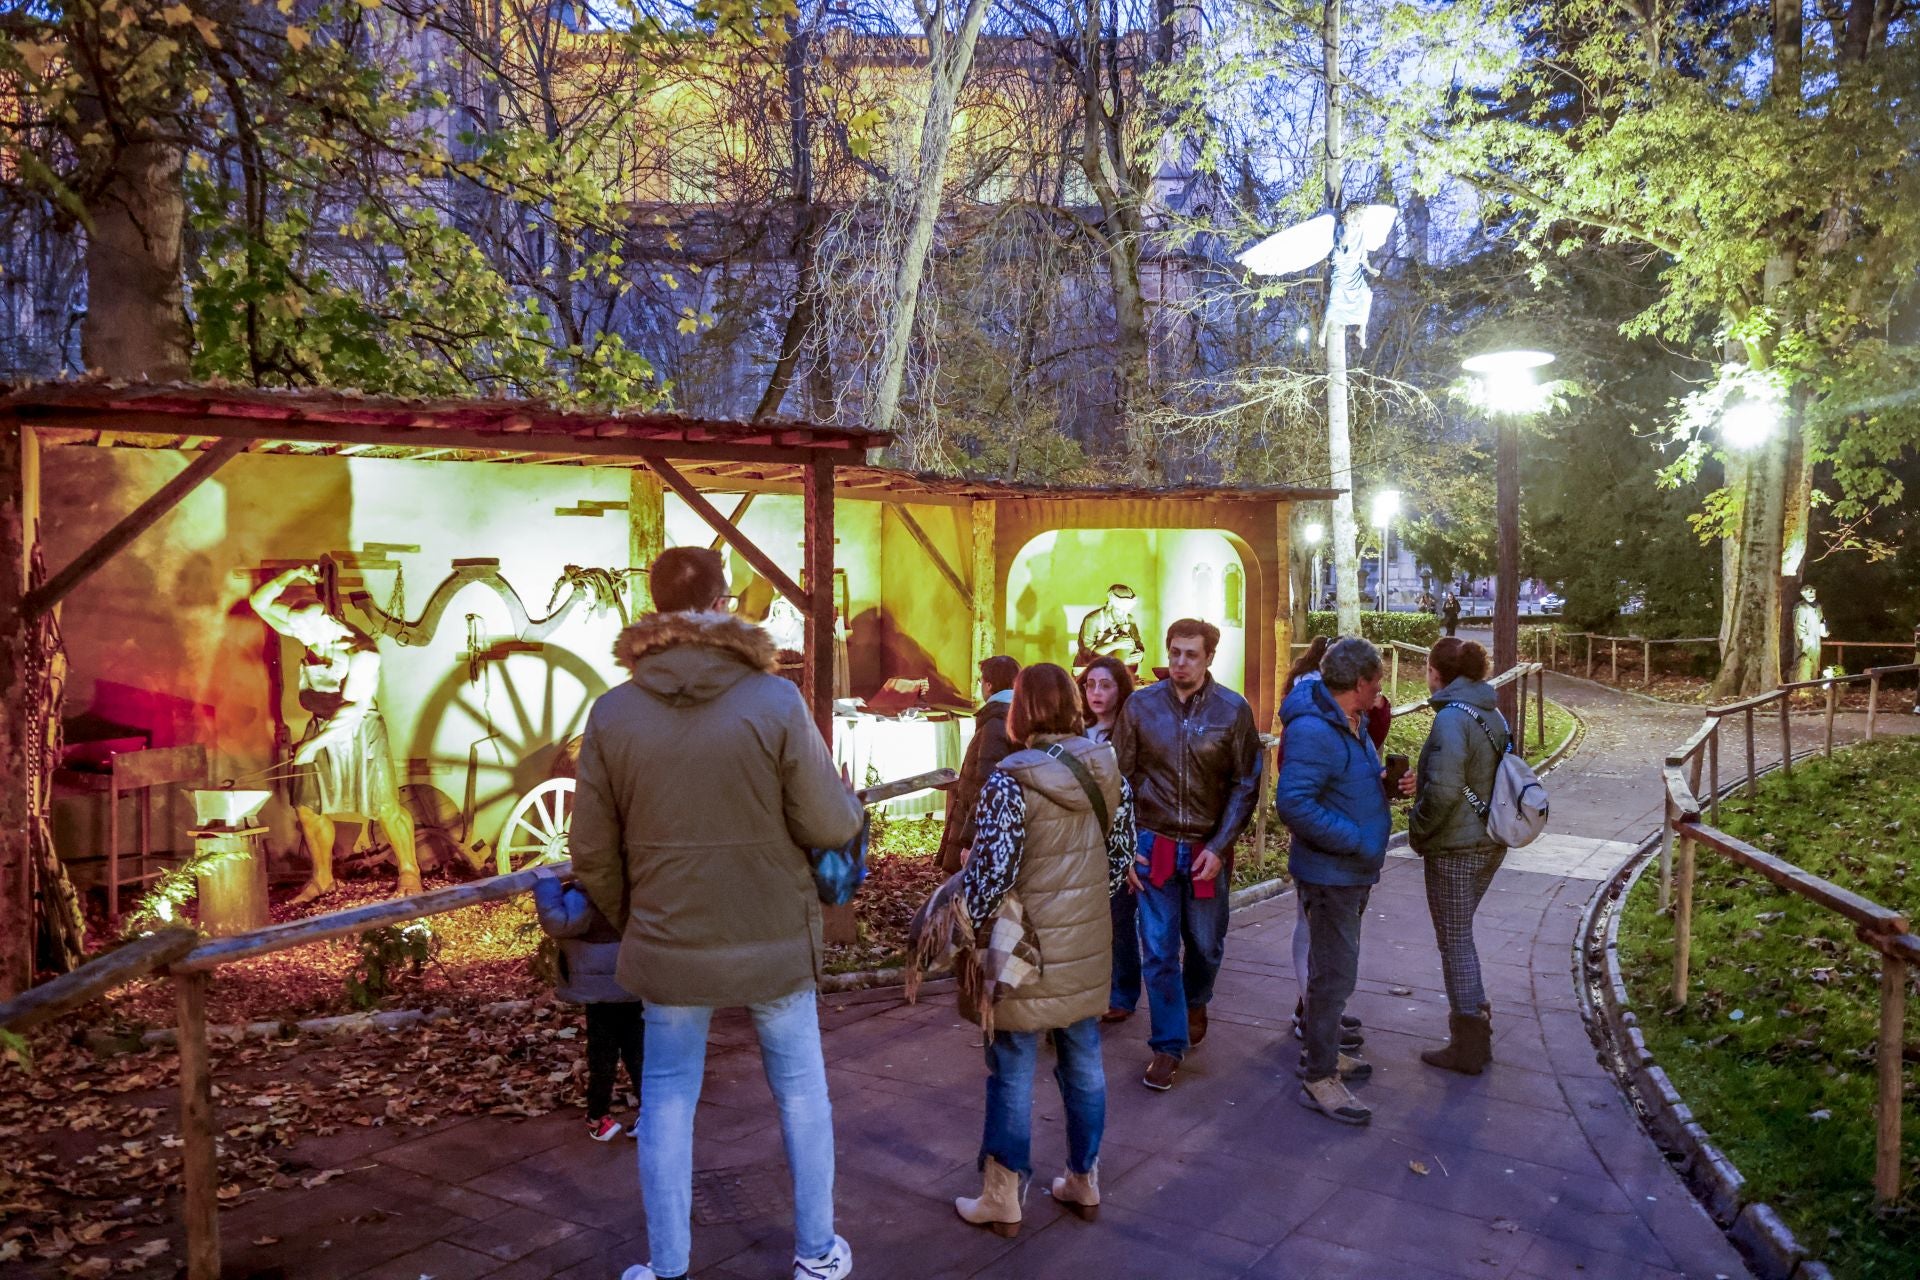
[1744,708,1758,797]
[1643,639,1653,687]
[1535,668,1546,749]
[1610,638,1619,683]
[1825,681,1838,758]
[1876,952,1907,1203]
[1778,698,1793,779]
[175,971,219,1280]
[1586,633,1593,679]
[1391,645,1400,695]
[1708,725,1721,824]
[1658,816,1673,913]
[1670,831,1695,1007]
[1867,672,1881,741]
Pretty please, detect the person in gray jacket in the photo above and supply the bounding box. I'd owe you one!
[533,868,642,1141]
[1407,637,1510,1075]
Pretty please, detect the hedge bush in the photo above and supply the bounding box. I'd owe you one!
[1303,610,1441,648]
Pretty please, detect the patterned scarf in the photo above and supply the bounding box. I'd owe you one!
[905,871,1045,1038]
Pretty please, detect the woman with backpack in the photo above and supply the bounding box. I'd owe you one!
[1408,637,1508,1074]
[950,663,1136,1238]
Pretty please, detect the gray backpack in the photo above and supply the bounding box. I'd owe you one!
[1446,704,1550,848]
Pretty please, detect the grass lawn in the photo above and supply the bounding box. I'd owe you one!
[1615,736,1920,1280]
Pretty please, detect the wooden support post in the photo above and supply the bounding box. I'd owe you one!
[629,469,665,613]
[1670,831,1695,1007]
[175,971,220,1280]
[1272,507,1292,735]
[801,460,835,744]
[1876,953,1907,1204]
[1610,638,1619,683]
[802,460,851,945]
[1778,698,1793,779]
[1867,672,1881,741]
[0,424,31,998]
[1391,645,1400,696]
[970,500,998,680]
[1744,708,1758,797]
[1644,639,1652,687]
[1585,633,1593,679]
[1824,680,1838,757]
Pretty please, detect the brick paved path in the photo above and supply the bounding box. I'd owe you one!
[219,677,1917,1279]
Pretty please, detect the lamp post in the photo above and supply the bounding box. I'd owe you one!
[1463,349,1553,724]
[1303,520,1326,611]
[1370,490,1400,614]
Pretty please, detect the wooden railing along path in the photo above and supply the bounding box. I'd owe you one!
[0,767,957,1280]
[1657,665,1920,1204]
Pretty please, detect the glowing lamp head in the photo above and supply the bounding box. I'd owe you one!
[1462,349,1555,415]
[1721,397,1780,451]
[1371,489,1401,528]
[1303,521,1325,546]
[1295,324,1311,345]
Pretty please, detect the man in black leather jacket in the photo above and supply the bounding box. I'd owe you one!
[1113,618,1261,1091]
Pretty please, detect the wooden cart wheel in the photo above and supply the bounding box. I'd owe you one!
[495,777,575,875]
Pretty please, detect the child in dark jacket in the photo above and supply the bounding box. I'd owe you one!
[533,868,643,1141]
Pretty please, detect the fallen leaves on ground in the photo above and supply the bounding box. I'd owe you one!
[1,997,598,1278]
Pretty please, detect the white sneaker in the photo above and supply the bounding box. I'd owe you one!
[794,1234,852,1280]
[620,1268,661,1280]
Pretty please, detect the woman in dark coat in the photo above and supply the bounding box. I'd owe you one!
[939,656,1022,873]
[1079,657,1139,1021]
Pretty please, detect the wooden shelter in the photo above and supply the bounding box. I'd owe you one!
[0,382,1336,995]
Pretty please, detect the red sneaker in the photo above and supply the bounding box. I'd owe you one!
[587,1116,623,1142]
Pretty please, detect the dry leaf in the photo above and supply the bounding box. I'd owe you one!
[1490,1218,1520,1233]
[1407,1160,1429,1176]
[62,1258,113,1280]
[299,1168,344,1189]
[128,1241,170,1261]
[251,1237,280,1247]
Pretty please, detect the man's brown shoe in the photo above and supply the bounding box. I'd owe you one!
[1187,1004,1208,1048]
[1142,1053,1179,1091]
[1100,1006,1133,1024]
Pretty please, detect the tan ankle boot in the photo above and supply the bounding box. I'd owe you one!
[1419,1010,1493,1075]
[955,1157,1024,1237]
[1049,1162,1099,1221]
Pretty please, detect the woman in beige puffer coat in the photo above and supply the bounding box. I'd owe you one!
[951,663,1136,1238]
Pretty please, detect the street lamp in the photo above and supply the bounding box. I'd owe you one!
[1463,349,1555,723]
[1303,520,1326,610]
[1370,490,1400,613]
[1721,395,1780,451]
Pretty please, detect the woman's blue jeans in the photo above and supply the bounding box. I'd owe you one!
[979,1015,1106,1181]
[638,987,835,1278]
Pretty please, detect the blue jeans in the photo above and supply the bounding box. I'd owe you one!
[980,1016,1105,1179]
[1109,888,1142,1012]
[638,988,835,1278]
[1135,830,1230,1058]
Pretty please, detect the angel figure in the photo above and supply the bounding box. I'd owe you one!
[1236,203,1397,348]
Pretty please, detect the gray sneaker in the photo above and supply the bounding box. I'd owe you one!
[1298,1076,1372,1125]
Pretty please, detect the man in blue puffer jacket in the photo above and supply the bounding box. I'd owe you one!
[1275,637,1401,1127]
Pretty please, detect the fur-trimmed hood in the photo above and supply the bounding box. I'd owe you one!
[614,610,779,707]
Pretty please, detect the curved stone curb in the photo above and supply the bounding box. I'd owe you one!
[1580,833,1825,1280]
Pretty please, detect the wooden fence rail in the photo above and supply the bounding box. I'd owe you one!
[1659,664,1920,1204]
[9,768,956,1280]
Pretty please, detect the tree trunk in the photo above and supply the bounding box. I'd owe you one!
[866,0,993,457]
[753,23,823,423]
[81,137,190,380]
[1714,424,1787,697]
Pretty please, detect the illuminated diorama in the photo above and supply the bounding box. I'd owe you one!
[3,383,1331,959]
